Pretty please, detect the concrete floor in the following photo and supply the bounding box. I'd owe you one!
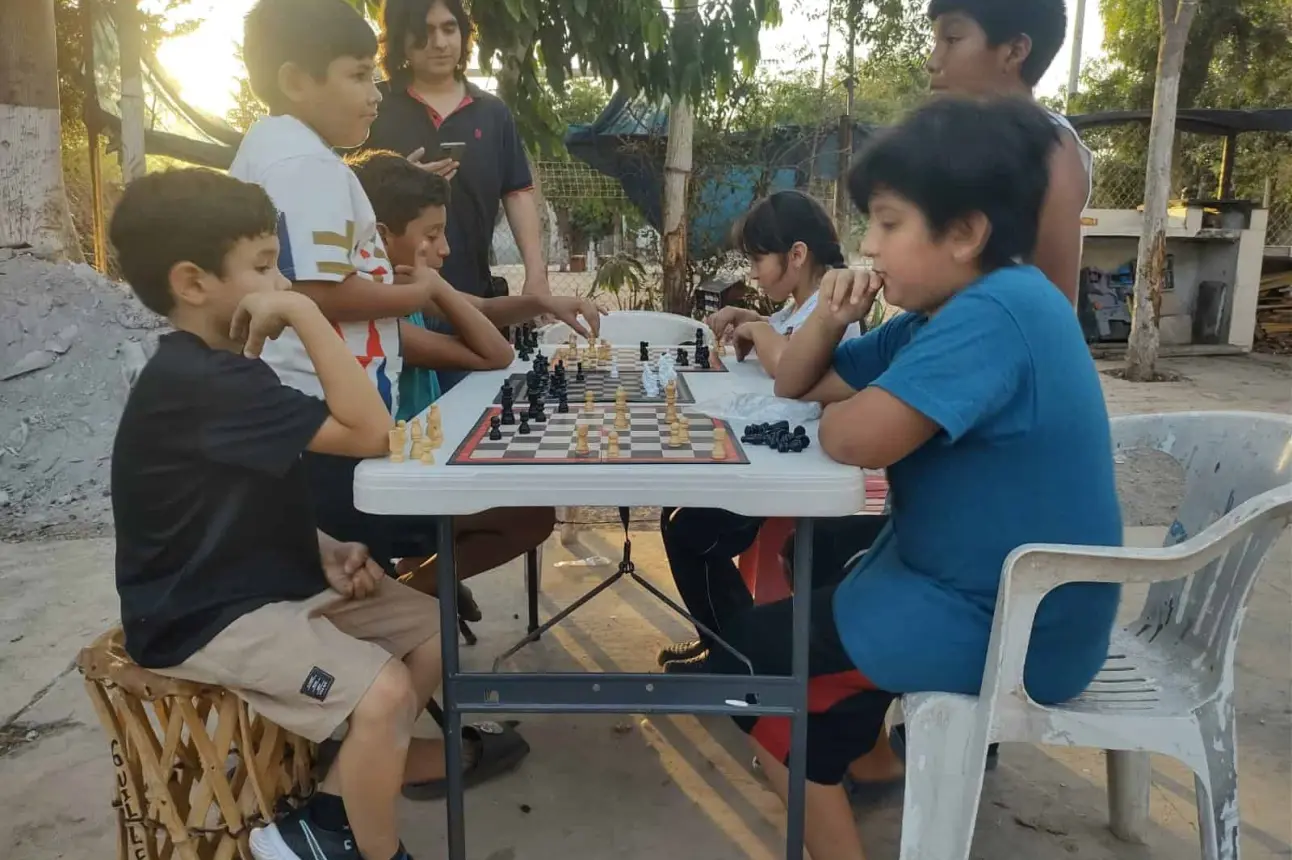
[1,354,1290,860]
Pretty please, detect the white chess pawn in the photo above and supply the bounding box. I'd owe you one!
[610,355,620,379]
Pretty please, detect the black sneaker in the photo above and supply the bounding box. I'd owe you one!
[249,806,358,860]
[657,639,706,666]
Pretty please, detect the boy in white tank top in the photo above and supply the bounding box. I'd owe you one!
[925,0,1091,305]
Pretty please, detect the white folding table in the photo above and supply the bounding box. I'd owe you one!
[355,349,866,860]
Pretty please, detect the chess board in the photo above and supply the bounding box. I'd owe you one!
[492,370,696,405]
[546,344,728,374]
[449,404,749,465]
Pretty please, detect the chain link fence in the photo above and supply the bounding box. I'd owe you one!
[1081,125,1292,247]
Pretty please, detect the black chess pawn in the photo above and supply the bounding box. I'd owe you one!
[557,394,569,413]
[789,437,806,453]
[488,415,504,441]
[793,425,806,437]
[676,347,689,366]
[517,413,532,434]
[640,341,650,362]
[575,362,585,382]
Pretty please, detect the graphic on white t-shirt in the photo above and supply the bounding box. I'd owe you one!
[229,115,402,412]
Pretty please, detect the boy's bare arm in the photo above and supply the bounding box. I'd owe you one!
[293,272,433,323]
[819,389,938,469]
[400,320,511,371]
[1033,135,1088,306]
[426,292,603,340]
[232,292,391,457]
[418,276,514,366]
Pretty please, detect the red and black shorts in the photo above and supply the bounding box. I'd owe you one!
[705,583,896,786]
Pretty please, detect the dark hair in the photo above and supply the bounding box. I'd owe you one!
[108,169,279,316]
[379,0,474,82]
[243,0,378,112]
[849,97,1058,272]
[734,190,846,271]
[927,0,1067,87]
[347,149,451,233]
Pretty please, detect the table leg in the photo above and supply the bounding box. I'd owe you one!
[437,516,466,860]
[786,517,815,860]
[525,548,541,635]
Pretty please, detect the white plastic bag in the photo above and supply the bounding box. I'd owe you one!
[694,393,822,426]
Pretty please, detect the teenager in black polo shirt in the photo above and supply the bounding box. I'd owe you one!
[367,0,548,310]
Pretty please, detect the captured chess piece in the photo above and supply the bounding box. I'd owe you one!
[388,427,406,462]
[711,426,728,460]
[420,445,435,465]
[575,424,591,456]
[488,415,503,441]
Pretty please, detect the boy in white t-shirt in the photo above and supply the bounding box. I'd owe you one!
[706,191,863,378]
[228,4,529,856]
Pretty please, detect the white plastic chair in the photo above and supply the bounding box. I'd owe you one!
[540,310,708,346]
[900,411,1292,860]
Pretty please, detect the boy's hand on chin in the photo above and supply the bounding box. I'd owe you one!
[230,291,314,359]
[816,269,883,328]
[396,243,452,305]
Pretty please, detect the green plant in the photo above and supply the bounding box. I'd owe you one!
[589,253,657,310]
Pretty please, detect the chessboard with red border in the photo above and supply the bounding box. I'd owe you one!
[448,404,749,465]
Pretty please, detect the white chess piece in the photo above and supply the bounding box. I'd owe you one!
[610,355,620,379]
[655,354,678,388]
[642,364,660,398]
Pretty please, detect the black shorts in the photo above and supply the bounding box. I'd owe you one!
[706,582,896,786]
[302,452,440,574]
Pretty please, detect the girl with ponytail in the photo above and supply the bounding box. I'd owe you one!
[707,190,863,377]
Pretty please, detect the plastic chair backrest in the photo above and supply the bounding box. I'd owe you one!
[542,311,705,346]
[1112,411,1292,685]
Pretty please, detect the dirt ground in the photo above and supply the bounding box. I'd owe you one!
[1,341,1289,858]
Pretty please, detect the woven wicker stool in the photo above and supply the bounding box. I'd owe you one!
[77,628,315,860]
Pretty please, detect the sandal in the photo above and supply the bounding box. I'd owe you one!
[402,721,531,801]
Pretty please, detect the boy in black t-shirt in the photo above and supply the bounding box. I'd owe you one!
[110,168,441,860]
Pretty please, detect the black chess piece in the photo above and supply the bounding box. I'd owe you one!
[557,395,569,413]
[488,416,504,441]
[500,405,516,425]
[793,425,806,437]
[677,347,689,366]
[695,327,704,345]
[518,414,532,434]
[640,341,650,362]
[575,362,585,382]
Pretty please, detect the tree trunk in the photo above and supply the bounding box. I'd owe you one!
[661,92,694,316]
[0,0,83,260]
[117,0,146,181]
[1124,0,1198,381]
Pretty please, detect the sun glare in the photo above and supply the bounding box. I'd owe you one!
[152,0,253,118]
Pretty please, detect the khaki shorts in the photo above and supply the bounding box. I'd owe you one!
[162,577,440,743]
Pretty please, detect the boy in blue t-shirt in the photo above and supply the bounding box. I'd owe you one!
[697,97,1123,860]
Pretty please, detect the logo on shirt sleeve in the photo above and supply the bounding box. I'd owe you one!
[301,667,336,702]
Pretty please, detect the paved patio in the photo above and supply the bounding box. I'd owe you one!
[1,355,1289,860]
